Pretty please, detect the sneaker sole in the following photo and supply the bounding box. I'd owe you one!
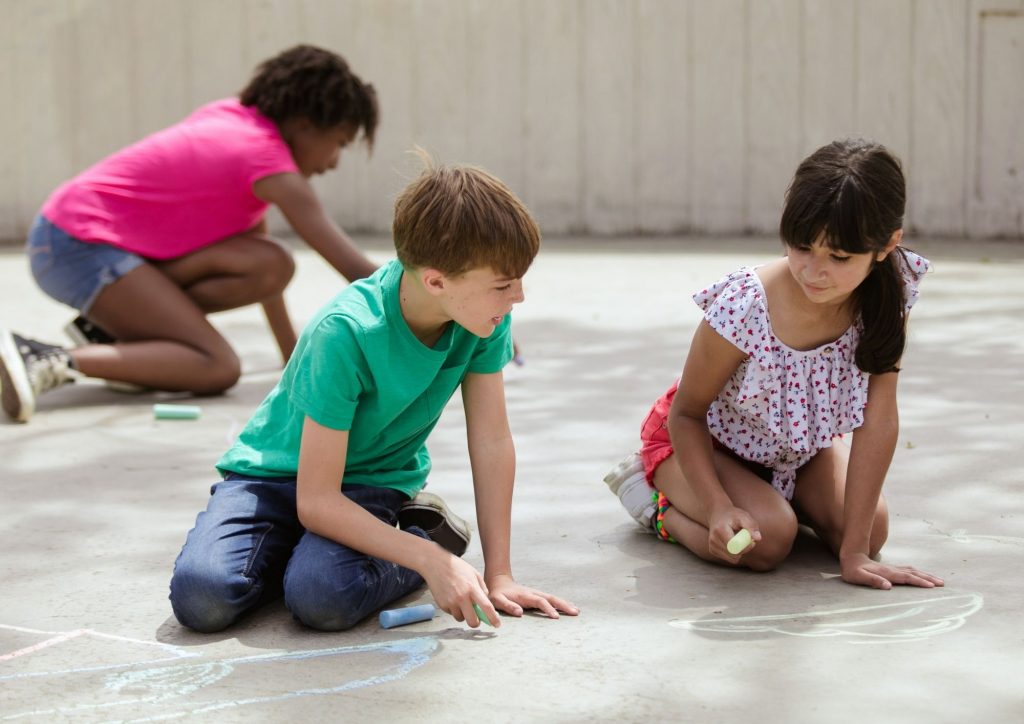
[604,451,656,530]
[400,491,471,557]
[602,451,646,495]
[0,330,33,422]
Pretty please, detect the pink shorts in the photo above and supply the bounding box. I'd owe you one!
[639,382,772,484]
[639,383,678,483]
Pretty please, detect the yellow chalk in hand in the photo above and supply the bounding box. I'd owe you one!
[727,528,753,555]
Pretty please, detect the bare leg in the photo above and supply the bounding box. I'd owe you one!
[153,233,295,313]
[69,234,295,392]
[792,439,889,559]
[653,451,798,571]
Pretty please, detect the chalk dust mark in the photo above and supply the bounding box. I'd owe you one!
[924,522,1024,547]
[1,625,437,722]
[669,592,983,644]
[0,625,197,681]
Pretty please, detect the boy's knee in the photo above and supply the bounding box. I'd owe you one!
[169,566,248,633]
[284,572,368,632]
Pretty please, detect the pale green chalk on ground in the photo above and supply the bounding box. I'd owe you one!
[727,528,753,555]
[153,403,202,420]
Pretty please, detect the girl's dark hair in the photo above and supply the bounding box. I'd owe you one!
[780,138,909,374]
[239,44,378,147]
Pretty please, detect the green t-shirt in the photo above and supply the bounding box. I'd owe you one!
[216,260,513,496]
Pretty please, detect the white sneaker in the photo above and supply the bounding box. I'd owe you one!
[603,451,656,530]
[0,330,80,422]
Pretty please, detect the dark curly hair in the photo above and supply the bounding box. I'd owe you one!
[239,44,378,147]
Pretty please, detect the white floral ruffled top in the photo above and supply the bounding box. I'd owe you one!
[695,250,930,500]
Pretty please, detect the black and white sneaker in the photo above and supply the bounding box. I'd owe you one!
[0,330,78,422]
[64,316,117,346]
[399,491,471,557]
[64,316,146,394]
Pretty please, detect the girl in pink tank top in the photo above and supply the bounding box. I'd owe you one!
[1,45,379,423]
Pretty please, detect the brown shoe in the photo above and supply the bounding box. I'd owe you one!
[399,491,471,557]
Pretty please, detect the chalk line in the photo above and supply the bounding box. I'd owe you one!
[1,629,437,722]
[924,522,1024,546]
[0,624,198,682]
[669,592,983,644]
[0,629,89,663]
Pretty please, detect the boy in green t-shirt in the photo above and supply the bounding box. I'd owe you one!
[169,159,578,632]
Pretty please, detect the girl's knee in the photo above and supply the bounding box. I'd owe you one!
[251,240,296,296]
[869,503,890,559]
[743,506,798,572]
[188,352,242,395]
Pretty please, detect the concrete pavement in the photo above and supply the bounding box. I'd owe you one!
[1,236,1022,722]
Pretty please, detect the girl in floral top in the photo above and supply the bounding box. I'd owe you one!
[606,139,944,591]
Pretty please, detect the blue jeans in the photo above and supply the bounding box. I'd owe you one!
[169,475,429,633]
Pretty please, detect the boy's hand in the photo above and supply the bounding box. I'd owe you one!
[486,573,579,620]
[422,552,500,628]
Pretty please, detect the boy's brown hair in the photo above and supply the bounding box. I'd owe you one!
[392,153,540,278]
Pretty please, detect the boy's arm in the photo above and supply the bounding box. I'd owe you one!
[296,415,497,624]
[461,372,579,619]
[840,372,943,589]
[253,173,378,282]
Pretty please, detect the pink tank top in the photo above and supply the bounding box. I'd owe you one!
[41,99,298,260]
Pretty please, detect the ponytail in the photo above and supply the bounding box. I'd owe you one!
[854,248,908,374]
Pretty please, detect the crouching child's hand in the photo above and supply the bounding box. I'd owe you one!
[422,552,501,628]
[485,573,580,620]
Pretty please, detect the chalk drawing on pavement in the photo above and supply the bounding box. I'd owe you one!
[668,592,983,644]
[0,624,437,722]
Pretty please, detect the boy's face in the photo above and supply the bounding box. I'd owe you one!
[439,267,526,338]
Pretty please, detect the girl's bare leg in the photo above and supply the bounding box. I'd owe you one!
[653,451,798,571]
[792,438,889,559]
[68,234,295,392]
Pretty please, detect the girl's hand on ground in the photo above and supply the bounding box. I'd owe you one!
[486,573,580,620]
[708,507,761,563]
[421,553,495,627]
[840,553,946,590]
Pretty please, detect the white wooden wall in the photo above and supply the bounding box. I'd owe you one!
[0,0,1021,241]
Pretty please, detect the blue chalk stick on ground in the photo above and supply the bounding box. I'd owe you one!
[379,603,436,629]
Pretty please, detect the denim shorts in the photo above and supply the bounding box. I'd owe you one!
[27,215,145,313]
